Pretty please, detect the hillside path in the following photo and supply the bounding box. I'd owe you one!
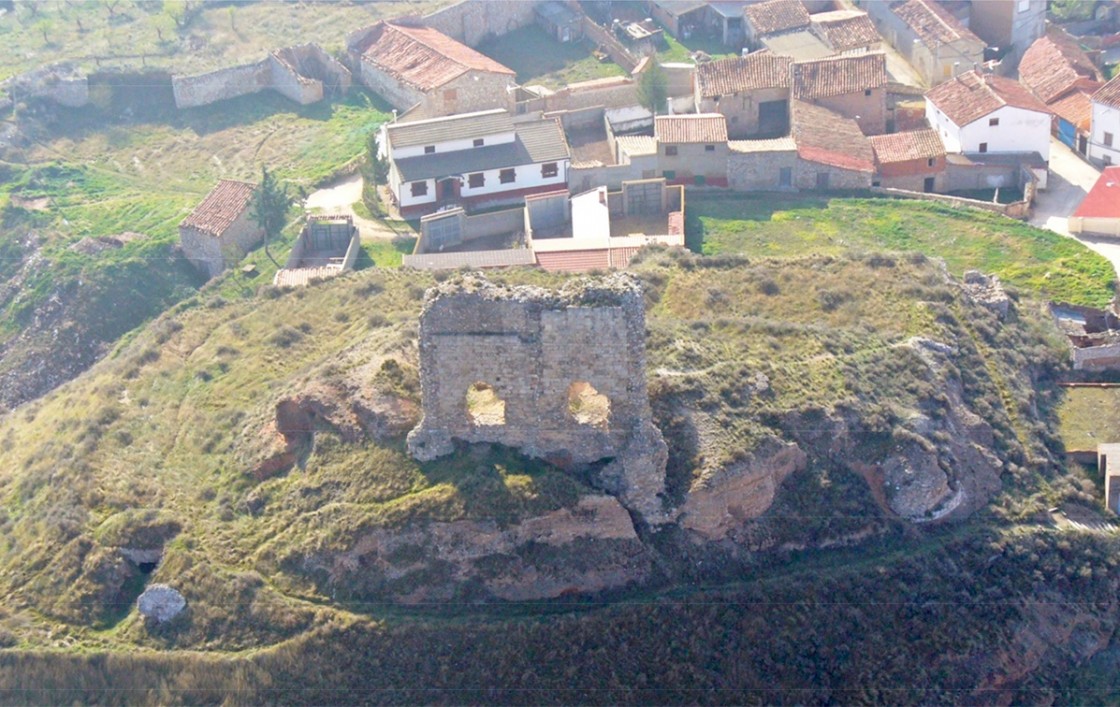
[304,173,398,240]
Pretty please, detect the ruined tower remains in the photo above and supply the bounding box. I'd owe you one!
[407,273,669,524]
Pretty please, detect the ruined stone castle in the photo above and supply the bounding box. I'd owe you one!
[407,274,669,524]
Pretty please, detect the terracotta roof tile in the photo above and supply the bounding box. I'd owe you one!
[1094,75,1120,109]
[894,0,983,47]
[792,52,886,99]
[729,136,797,153]
[869,129,945,164]
[810,10,881,52]
[926,70,1050,126]
[180,180,256,238]
[1073,166,1120,219]
[536,249,612,272]
[696,53,792,97]
[745,0,811,36]
[792,100,874,172]
[655,114,729,143]
[1050,89,1096,131]
[1020,32,1103,104]
[357,21,514,93]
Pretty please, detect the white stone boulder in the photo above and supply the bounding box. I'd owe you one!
[137,584,186,623]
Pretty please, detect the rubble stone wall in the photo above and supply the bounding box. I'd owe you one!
[407,274,669,522]
[422,0,538,46]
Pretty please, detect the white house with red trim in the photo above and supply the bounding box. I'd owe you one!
[383,109,571,218]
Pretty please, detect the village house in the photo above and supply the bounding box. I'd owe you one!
[874,0,986,87]
[791,53,888,135]
[347,21,516,121]
[382,109,571,218]
[808,9,881,54]
[727,136,799,190]
[1090,75,1120,166]
[789,100,875,189]
[968,0,1046,65]
[655,114,731,186]
[178,180,262,279]
[693,53,793,139]
[925,70,1052,162]
[869,128,947,192]
[1019,31,1104,156]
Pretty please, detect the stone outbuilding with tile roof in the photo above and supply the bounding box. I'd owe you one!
[925,70,1052,161]
[654,114,731,186]
[178,180,262,279]
[792,52,888,135]
[347,20,516,120]
[693,53,792,138]
[869,128,946,192]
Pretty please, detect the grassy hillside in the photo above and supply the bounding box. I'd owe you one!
[688,194,1117,308]
[0,0,450,83]
[0,241,1111,699]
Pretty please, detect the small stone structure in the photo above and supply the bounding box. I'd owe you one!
[961,270,1011,319]
[178,179,263,279]
[407,274,669,523]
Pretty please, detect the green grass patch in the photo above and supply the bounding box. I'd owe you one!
[658,31,738,63]
[476,26,627,88]
[1058,386,1120,451]
[689,194,1116,307]
[359,237,417,269]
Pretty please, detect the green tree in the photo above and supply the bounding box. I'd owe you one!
[366,131,389,185]
[637,56,668,116]
[250,166,292,267]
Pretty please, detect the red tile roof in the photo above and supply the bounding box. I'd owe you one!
[1095,75,1120,110]
[926,70,1050,126]
[894,0,983,48]
[1019,32,1103,104]
[536,249,611,272]
[745,0,811,36]
[1050,89,1096,132]
[179,180,256,238]
[869,129,945,164]
[357,21,514,93]
[696,53,792,98]
[792,100,875,172]
[655,114,729,143]
[1072,166,1120,219]
[792,53,886,99]
[811,10,881,52]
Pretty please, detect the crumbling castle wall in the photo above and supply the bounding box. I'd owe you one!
[407,274,669,523]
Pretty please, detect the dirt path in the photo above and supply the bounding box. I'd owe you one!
[303,173,400,241]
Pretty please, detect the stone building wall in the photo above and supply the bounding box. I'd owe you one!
[794,160,873,190]
[401,71,516,121]
[179,208,263,278]
[422,0,539,47]
[407,274,669,523]
[809,89,887,135]
[728,149,798,190]
[357,60,425,112]
[172,60,271,109]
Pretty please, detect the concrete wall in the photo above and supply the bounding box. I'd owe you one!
[728,149,798,190]
[869,186,1032,219]
[569,155,658,192]
[422,0,539,46]
[699,87,789,139]
[1070,215,1120,237]
[407,273,668,522]
[416,206,525,253]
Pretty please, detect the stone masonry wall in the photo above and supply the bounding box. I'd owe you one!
[422,0,539,47]
[172,60,271,109]
[728,149,798,191]
[407,274,669,523]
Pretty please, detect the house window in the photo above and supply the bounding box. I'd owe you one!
[927,157,935,167]
[473,138,484,147]
[410,181,428,197]
[989,117,1000,127]
[665,145,679,156]
[705,144,715,152]
[1106,132,1115,147]
[424,145,436,154]
[864,88,872,96]
[541,162,559,178]
[979,142,988,153]
[499,168,516,184]
[468,172,485,188]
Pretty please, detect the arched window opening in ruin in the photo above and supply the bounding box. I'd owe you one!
[466,382,506,426]
[568,381,610,429]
